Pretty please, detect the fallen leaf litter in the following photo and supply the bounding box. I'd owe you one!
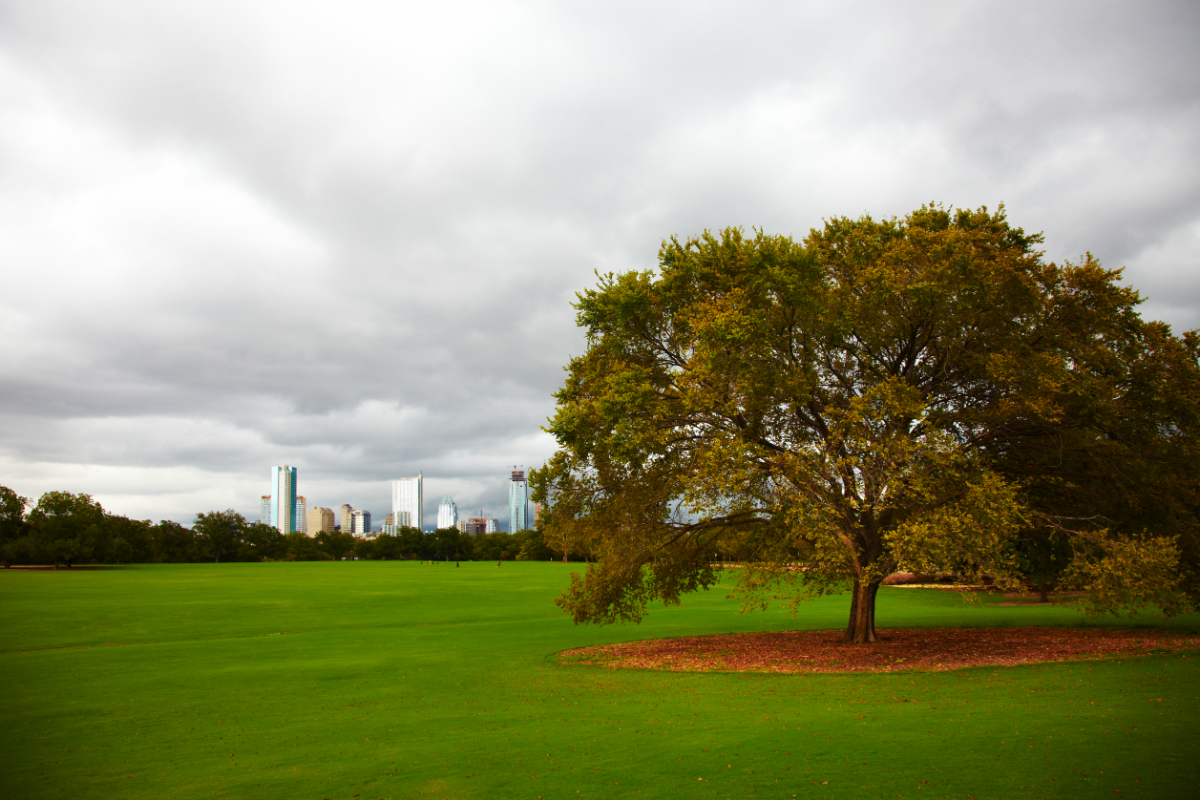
[559,626,1200,673]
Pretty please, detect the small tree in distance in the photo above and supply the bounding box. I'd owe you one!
[27,491,105,569]
[193,510,245,564]
[0,486,29,567]
[532,205,1199,643]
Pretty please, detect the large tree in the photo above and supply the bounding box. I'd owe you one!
[532,205,1199,643]
[238,522,286,561]
[0,485,29,567]
[27,491,106,569]
[193,510,246,563]
[150,520,202,563]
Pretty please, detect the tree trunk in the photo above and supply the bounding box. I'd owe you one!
[1039,579,1049,603]
[844,579,880,643]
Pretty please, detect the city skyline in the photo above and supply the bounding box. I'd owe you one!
[256,468,523,533]
[262,470,506,534]
[292,475,510,533]
[2,3,1196,525]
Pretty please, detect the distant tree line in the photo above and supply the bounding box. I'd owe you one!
[0,485,587,567]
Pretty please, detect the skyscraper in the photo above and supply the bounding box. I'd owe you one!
[295,496,307,534]
[260,495,272,526]
[271,465,298,534]
[392,474,422,530]
[307,506,335,535]
[340,504,354,532]
[509,469,528,534]
[351,509,372,535]
[437,495,458,529]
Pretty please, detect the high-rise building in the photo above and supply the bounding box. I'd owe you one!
[340,504,354,532]
[463,508,499,535]
[271,466,298,534]
[437,496,458,529]
[295,496,307,534]
[260,495,272,525]
[351,509,372,535]
[509,469,528,534]
[307,506,335,535]
[392,474,422,530]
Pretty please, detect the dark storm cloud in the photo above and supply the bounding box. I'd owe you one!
[1,0,1197,525]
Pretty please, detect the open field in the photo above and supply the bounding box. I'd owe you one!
[1,562,1198,799]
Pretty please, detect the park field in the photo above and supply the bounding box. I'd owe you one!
[1,562,1198,799]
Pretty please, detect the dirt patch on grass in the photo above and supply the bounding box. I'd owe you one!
[559,626,1200,674]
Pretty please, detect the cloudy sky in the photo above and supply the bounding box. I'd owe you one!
[1,1,1197,528]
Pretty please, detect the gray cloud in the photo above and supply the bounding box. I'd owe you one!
[1,0,1198,526]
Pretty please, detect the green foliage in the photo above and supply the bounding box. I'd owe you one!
[192,509,246,563]
[27,491,106,568]
[364,530,404,560]
[533,206,1200,642]
[0,485,27,543]
[100,515,152,564]
[313,530,357,560]
[238,522,285,561]
[427,527,468,560]
[462,530,502,561]
[1063,533,1191,617]
[1010,528,1074,601]
[148,519,207,562]
[0,486,29,566]
[393,525,426,557]
[514,529,553,560]
[280,530,330,561]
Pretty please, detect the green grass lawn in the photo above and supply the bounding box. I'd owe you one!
[1,562,1198,799]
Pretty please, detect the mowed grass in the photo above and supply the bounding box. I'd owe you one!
[1,563,1198,799]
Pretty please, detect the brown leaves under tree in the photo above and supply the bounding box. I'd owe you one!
[560,627,1200,673]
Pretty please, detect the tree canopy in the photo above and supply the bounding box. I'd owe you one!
[27,491,106,569]
[192,510,247,563]
[531,205,1200,642]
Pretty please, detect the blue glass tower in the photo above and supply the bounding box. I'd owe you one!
[508,469,528,534]
[271,465,298,534]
